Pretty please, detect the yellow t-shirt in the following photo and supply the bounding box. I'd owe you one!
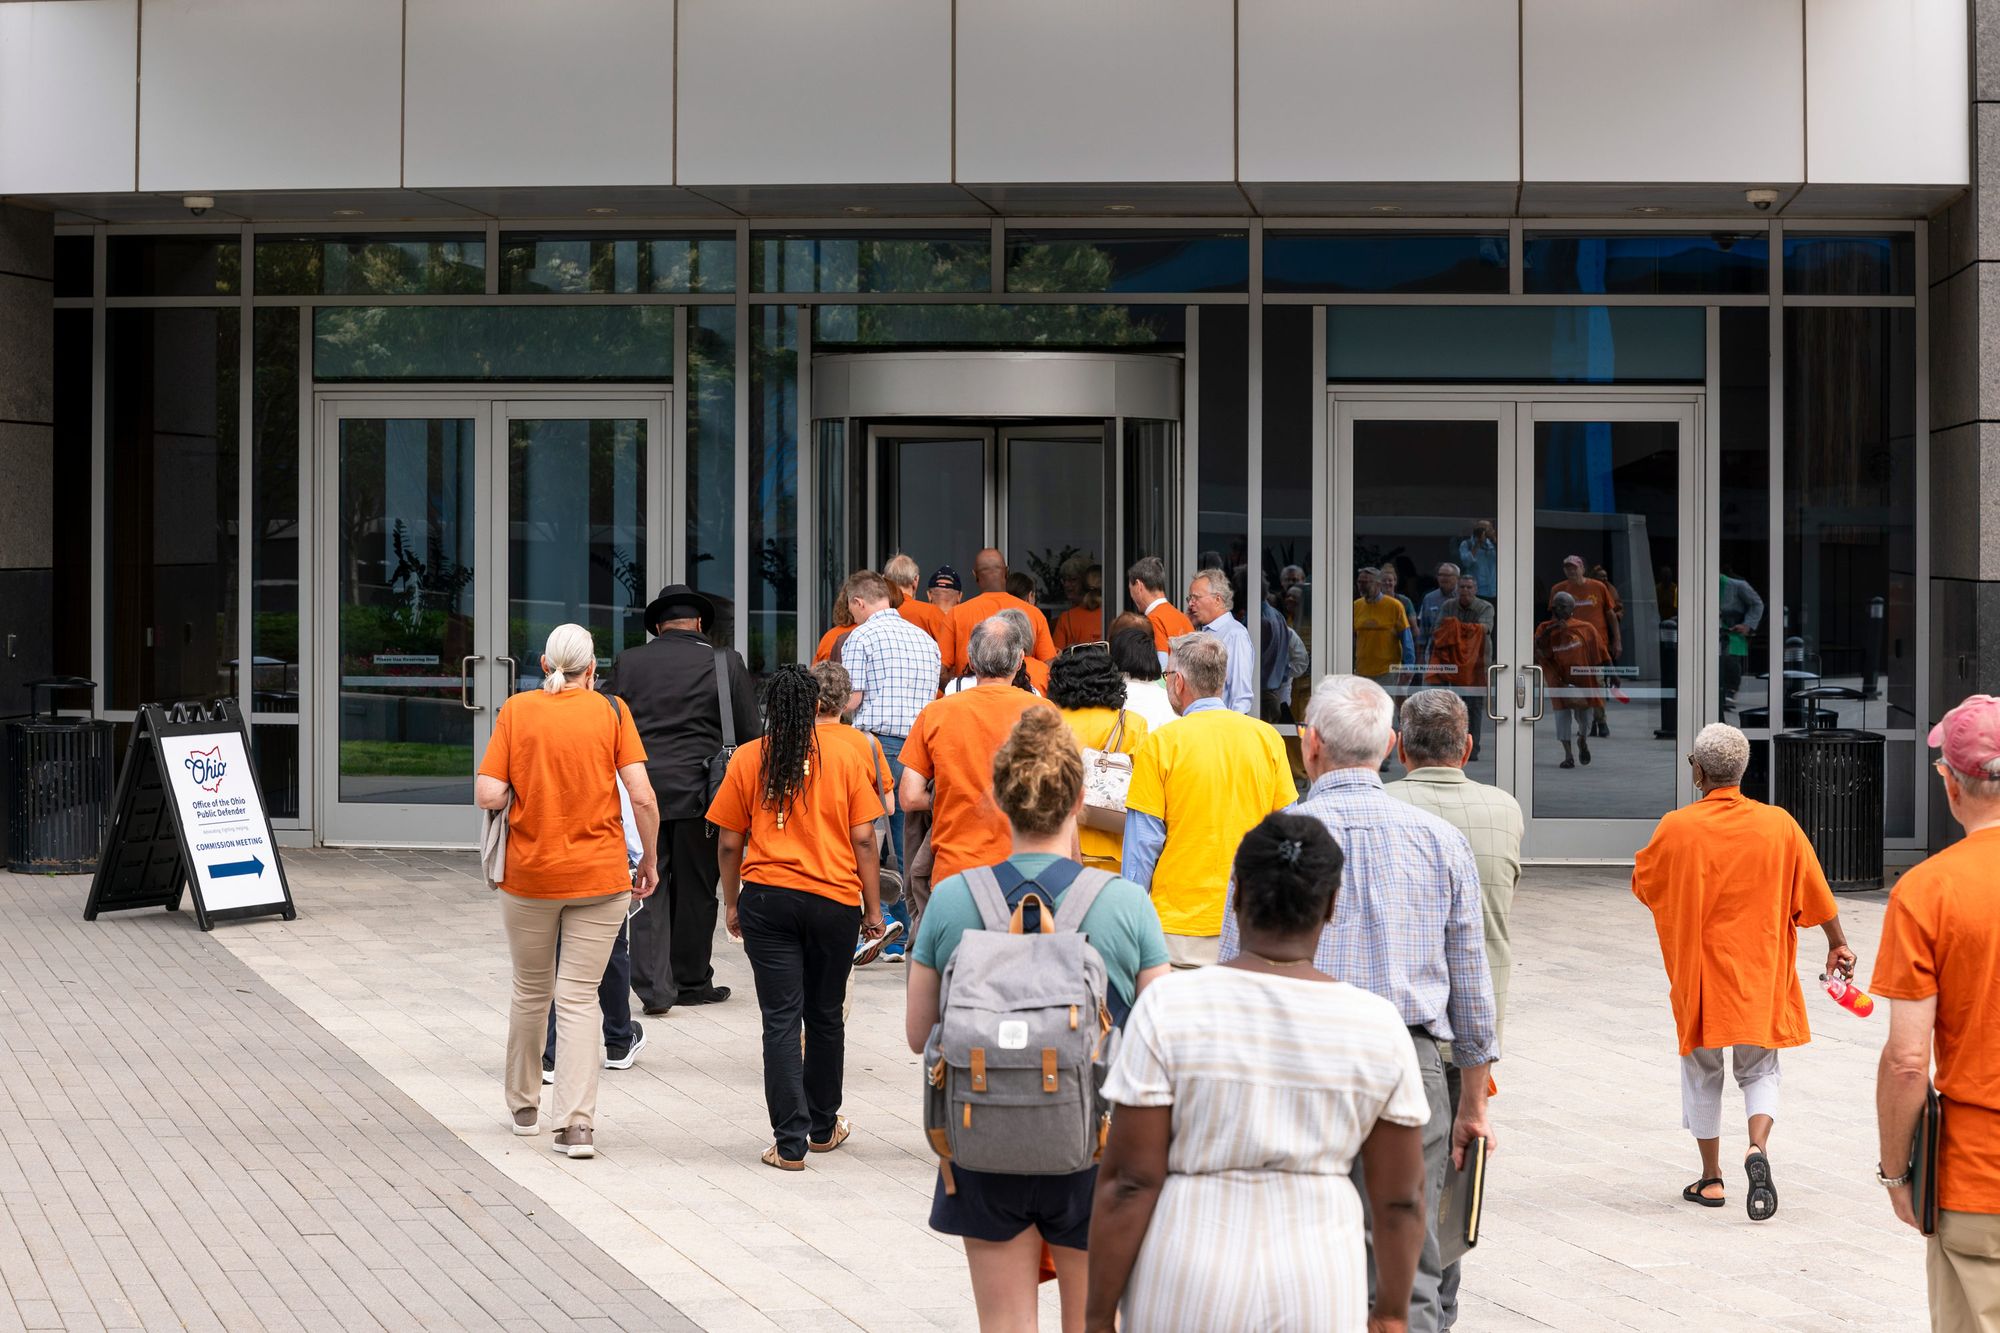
[1126,707,1295,936]
[1353,595,1410,678]
[1060,706,1150,871]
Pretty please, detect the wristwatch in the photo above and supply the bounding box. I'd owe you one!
[1876,1164,1912,1188]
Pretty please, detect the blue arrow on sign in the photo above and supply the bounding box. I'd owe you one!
[209,856,265,880]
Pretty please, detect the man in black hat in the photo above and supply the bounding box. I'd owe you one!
[609,584,761,1012]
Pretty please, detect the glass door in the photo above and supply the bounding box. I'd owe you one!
[868,427,995,580]
[1000,425,1112,636]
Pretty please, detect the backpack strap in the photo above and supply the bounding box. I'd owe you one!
[960,865,1014,934]
[713,648,738,748]
[1053,868,1119,936]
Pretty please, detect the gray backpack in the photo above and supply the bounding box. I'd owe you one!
[922,863,1120,1193]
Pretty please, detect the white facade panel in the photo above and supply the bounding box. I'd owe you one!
[1523,0,1803,183]
[404,0,673,189]
[138,0,402,193]
[1238,0,1518,183]
[0,2,137,195]
[677,0,950,186]
[1806,0,1969,185]
[956,0,1232,183]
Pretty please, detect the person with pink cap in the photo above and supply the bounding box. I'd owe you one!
[1548,555,1623,738]
[1872,694,2000,1330]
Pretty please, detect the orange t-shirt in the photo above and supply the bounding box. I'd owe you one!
[1426,617,1488,688]
[1052,604,1105,652]
[1534,617,1609,708]
[1872,826,2000,1213]
[899,683,1054,883]
[1631,788,1837,1055]
[812,626,850,664]
[704,724,884,905]
[1022,656,1050,694]
[1549,577,1623,647]
[897,598,953,661]
[949,592,1056,675]
[1144,600,1195,653]
[477,689,647,898]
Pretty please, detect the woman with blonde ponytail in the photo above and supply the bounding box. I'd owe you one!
[476,623,660,1159]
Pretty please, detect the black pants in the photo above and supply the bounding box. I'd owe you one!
[737,882,859,1160]
[630,817,720,1007]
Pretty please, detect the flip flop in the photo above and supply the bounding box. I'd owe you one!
[1681,1177,1726,1208]
[1744,1150,1778,1221]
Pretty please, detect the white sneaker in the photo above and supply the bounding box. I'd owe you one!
[853,918,906,967]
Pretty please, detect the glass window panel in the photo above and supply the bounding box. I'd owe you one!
[253,724,301,820]
[1523,231,1768,295]
[105,308,241,709]
[815,420,846,630]
[1782,234,1915,296]
[255,235,484,296]
[1005,231,1247,294]
[813,303,1184,349]
[53,310,92,679]
[1121,417,1181,620]
[884,437,986,589]
[1351,419,1502,790]
[54,236,93,298]
[1196,306,1249,679]
[687,307,737,647]
[749,306,798,673]
[1327,306,1705,383]
[335,417,476,805]
[500,233,735,293]
[1264,232,1507,295]
[1783,307,1918,809]
[1717,309,1771,728]
[107,236,240,296]
[750,232,989,293]
[313,306,673,381]
[1007,432,1107,630]
[252,308,301,714]
[1262,306,1315,724]
[507,417,648,691]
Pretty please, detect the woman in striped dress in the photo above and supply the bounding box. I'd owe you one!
[1084,813,1432,1333]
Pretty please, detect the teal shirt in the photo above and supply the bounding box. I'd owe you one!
[911,853,1171,1009]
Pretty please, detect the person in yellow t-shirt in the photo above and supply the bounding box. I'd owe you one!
[1353,566,1414,684]
[1047,643,1150,871]
[1122,633,1296,967]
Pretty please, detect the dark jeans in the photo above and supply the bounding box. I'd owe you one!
[872,732,910,941]
[737,882,860,1160]
[630,817,721,1007]
[542,918,635,1065]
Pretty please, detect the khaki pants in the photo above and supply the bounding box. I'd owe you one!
[1163,932,1220,969]
[1929,1209,2000,1332]
[502,890,629,1130]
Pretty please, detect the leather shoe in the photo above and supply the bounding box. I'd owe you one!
[641,1005,674,1016]
[680,986,732,1006]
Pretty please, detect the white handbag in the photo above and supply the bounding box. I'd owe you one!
[1078,709,1134,834]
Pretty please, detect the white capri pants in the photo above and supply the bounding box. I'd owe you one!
[1680,1044,1781,1139]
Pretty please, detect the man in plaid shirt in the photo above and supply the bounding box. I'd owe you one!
[1220,673,1496,1333]
[839,570,941,958]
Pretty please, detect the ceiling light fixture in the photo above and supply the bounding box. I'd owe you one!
[1632,205,1667,214]
[1103,203,1136,213]
[844,205,874,215]
[332,208,365,217]
[1370,204,1401,214]
[585,206,618,215]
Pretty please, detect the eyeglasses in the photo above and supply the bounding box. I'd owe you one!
[1057,640,1111,658]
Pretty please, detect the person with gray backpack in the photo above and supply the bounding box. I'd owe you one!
[904,707,1170,1330]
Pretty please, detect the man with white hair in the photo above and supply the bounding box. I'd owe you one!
[1872,695,2000,1326]
[1221,674,1496,1333]
[1632,722,1856,1222]
[1185,566,1256,714]
[1123,633,1295,967]
[1415,561,1460,655]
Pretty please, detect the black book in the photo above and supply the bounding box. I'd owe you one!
[1438,1135,1488,1268]
[1912,1087,1942,1237]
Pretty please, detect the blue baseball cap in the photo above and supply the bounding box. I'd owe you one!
[928,565,963,592]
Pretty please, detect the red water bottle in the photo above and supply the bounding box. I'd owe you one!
[1822,971,1875,1018]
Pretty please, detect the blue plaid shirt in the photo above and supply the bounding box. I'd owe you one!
[845,607,942,737]
[1220,767,1498,1067]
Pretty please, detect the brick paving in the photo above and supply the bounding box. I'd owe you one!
[0,868,696,1333]
[6,849,1935,1331]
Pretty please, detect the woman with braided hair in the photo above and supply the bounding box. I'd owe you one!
[708,664,887,1170]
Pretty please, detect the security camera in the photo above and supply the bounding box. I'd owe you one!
[1745,189,1779,212]
[183,195,214,217]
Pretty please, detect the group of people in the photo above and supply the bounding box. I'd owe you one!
[468,552,2000,1332]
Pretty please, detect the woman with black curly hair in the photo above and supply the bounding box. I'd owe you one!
[708,664,887,1170]
[1048,642,1149,871]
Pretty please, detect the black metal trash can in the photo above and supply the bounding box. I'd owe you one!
[5,678,115,874]
[1772,728,1885,891]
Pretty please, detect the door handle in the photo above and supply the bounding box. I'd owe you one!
[1486,663,1510,721]
[460,655,484,711]
[1520,665,1546,722]
[496,656,517,696]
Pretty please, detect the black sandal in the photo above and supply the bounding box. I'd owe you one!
[1681,1177,1726,1208]
[1744,1151,1778,1221]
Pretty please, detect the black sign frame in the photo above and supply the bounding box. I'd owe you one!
[85,699,297,931]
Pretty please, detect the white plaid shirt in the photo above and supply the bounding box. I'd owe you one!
[1219,767,1498,1067]
[845,607,942,737]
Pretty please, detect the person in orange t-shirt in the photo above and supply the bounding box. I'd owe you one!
[1534,591,1611,770]
[1632,722,1855,1222]
[1126,554,1193,657]
[709,665,886,1170]
[885,552,953,666]
[812,593,855,665]
[898,616,1054,890]
[1873,695,2000,1320]
[947,547,1056,676]
[1051,560,1107,652]
[476,624,660,1159]
[1550,555,1623,738]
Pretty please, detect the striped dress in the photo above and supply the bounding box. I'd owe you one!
[1101,966,1431,1332]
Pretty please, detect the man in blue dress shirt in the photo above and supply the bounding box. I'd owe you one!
[1185,566,1256,715]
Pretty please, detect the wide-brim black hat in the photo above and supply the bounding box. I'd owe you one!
[645,583,716,629]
